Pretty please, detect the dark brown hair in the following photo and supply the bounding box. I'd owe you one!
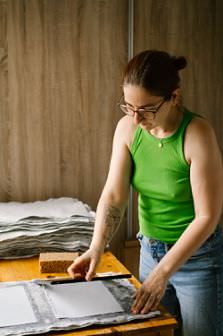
[123,50,187,99]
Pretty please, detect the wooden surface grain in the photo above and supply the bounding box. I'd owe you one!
[0,0,128,207]
[0,0,9,201]
[134,0,223,145]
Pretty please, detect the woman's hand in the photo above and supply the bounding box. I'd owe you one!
[67,247,103,281]
[131,269,168,314]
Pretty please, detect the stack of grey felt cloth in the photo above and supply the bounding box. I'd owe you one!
[0,198,95,259]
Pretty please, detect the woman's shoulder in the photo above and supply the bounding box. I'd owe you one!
[186,113,216,138]
[184,113,219,162]
[115,115,138,149]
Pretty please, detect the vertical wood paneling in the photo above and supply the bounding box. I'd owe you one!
[8,0,29,200]
[0,1,10,199]
[3,0,128,207]
[134,0,223,144]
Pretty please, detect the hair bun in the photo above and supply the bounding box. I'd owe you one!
[172,56,187,70]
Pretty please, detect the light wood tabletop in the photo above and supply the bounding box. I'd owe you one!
[0,251,177,336]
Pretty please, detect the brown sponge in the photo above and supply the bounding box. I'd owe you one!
[39,252,79,273]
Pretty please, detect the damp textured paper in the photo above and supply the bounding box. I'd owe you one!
[45,281,124,319]
[0,286,37,327]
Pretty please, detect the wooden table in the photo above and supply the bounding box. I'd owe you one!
[0,251,177,336]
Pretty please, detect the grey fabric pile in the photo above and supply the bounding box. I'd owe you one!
[0,198,95,259]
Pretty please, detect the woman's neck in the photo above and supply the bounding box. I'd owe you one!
[149,106,183,138]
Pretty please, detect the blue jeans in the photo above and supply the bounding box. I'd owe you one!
[137,227,223,336]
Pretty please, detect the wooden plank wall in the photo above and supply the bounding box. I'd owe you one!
[0,0,8,199]
[0,0,128,257]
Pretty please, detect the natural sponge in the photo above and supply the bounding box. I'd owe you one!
[39,252,79,273]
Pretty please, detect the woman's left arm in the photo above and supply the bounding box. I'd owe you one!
[132,117,223,314]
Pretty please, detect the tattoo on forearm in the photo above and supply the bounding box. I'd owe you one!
[103,205,122,245]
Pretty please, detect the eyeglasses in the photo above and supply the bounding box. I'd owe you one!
[119,97,166,120]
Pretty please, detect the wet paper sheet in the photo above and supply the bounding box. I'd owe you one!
[45,281,124,319]
[0,286,37,327]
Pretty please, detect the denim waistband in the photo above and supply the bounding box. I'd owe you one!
[137,226,223,262]
[137,225,222,251]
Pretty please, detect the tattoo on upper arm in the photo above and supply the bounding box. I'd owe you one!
[103,205,122,244]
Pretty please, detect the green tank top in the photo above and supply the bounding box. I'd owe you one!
[130,108,196,243]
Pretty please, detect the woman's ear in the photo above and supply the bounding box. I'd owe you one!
[171,88,182,106]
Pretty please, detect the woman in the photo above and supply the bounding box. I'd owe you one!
[68,50,223,336]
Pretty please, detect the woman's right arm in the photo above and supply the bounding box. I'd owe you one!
[68,116,134,280]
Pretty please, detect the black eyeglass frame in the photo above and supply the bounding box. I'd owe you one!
[119,97,166,120]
